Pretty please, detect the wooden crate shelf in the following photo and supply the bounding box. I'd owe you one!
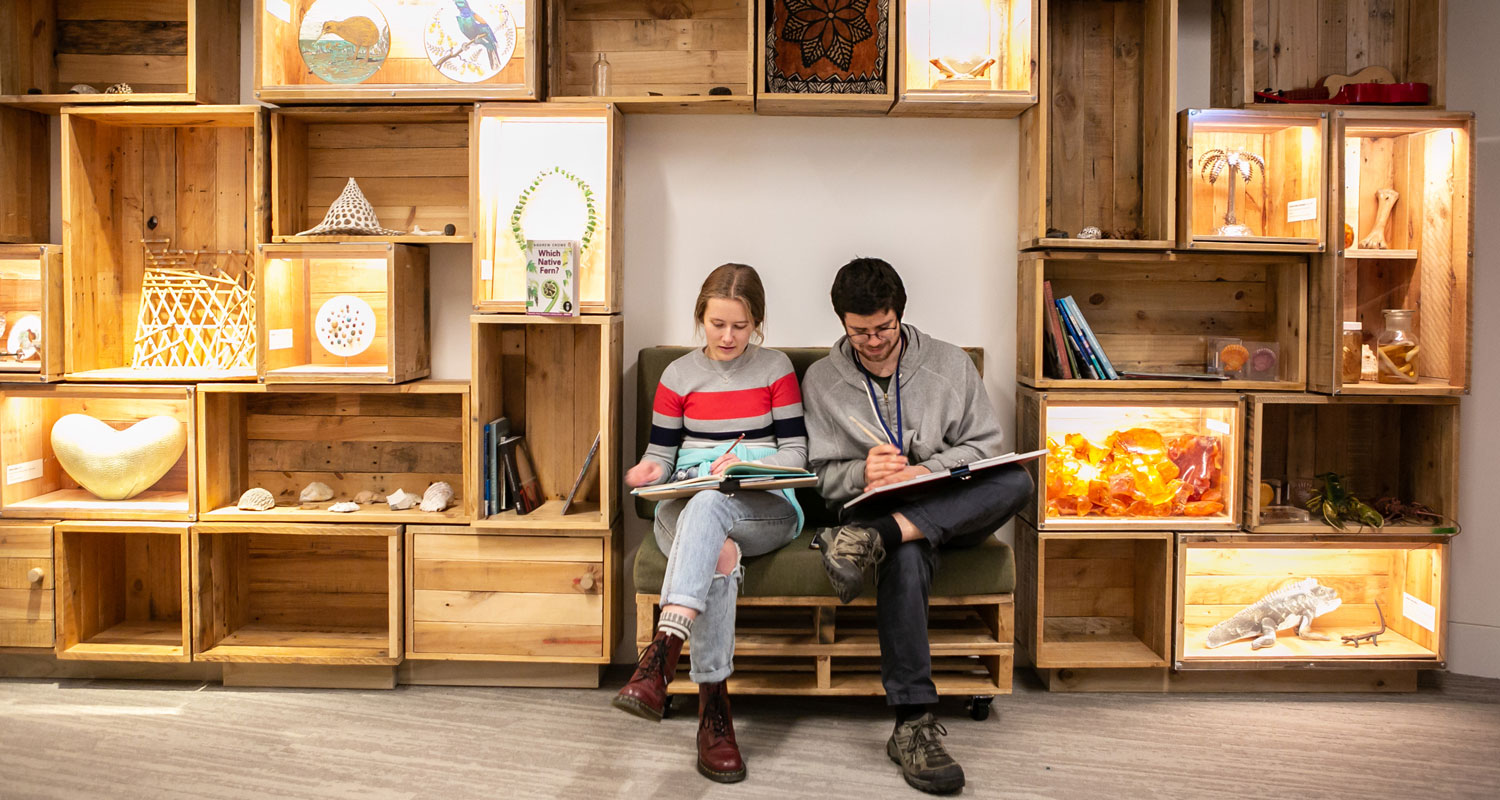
[547,0,755,114]
[1018,0,1176,249]
[470,315,621,530]
[0,384,196,522]
[0,0,239,111]
[891,0,1038,118]
[1018,250,1307,390]
[1176,534,1447,669]
[636,595,1012,696]
[0,107,49,243]
[192,523,402,665]
[254,0,540,103]
[54,521,192,662]
[1178,109,1326,252]
[1211,0,1446,111]
[473,104,622,313]
[406,525,620,663]
[1016,388,1244,530]
[61,106,268,382]
[271,106,471,244]
[258,243,431,384]
[196,381,471,524]
[1015,523,1172,670]
[756,0,898,115]
[0,244,65,383]
[0,521,56,649]
[1245,393,1459,535]
[1312,111,1472,396]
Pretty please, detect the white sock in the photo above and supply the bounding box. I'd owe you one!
[658,610,693,642]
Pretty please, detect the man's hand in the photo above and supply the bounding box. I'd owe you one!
[866,464,931,491]
[862,443,908,488]
[625,460,664,488]
[709,451,741,475]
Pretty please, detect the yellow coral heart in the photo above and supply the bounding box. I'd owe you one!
[50,414,186,501]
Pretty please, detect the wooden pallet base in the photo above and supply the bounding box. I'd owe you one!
[1034,667,1420,694]
[221,663,397,690]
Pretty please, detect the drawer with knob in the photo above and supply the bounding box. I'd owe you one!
[0,522,55,648]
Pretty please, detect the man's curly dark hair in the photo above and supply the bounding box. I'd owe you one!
[831,257,906,321]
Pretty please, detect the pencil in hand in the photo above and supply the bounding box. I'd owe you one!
[848,415,894,450]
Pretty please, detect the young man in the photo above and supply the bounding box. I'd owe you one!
[802,257,1034,795]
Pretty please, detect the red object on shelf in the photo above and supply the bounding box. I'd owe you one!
[1256,82,1431,106]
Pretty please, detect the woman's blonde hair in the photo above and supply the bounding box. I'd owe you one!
[694,263,766,341]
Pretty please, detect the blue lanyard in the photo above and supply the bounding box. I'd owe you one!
[856,334,904,451]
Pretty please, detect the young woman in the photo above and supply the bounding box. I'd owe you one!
[614,263,807,784]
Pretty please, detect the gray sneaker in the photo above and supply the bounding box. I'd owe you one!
[820,524,885,603]
[887,713,965,794]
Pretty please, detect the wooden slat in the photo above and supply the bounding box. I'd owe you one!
[412,590,603,626]
[413,559,602,595]
[412,621,602,658]
[412,534,602,563]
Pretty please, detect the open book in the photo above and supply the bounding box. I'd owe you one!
[631,461,818,500]
[843,449,1048,510]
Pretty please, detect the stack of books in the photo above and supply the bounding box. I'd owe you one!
[1042,281,1117,380]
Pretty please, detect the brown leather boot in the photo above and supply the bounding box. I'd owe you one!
[696,681,746,783]
[611,630,683,721]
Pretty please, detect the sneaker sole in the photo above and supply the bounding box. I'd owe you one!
[611,693,663,722]
[697,758,746,783]
[887,740,965,794]
[820,555,866,605]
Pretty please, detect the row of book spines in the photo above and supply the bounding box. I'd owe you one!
[1042,281,1118,380]
[482,418,520,517]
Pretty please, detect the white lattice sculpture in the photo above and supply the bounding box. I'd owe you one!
[297,177,405,236]
[131,240,256,371]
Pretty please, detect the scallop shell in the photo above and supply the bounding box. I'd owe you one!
[104,83,133,94]
[237,487,275,511]
[353,490,381,505]
[420,481,454,513]
[329,501,359,513]
[387,488,418,510]
[300,481,334,503]
[1077,226,1103,240]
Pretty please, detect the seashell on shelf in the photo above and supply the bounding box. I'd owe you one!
[329,501,359,513]
[104,83,133,94]
[69,84,100,94]
[420,481,454,513]
[300,481,334,503]
[387,488,418,510]
[237,487,275,511]
[353,490,381,505]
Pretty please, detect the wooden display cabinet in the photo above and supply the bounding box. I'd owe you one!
[196,381,471,524]
[1017,251,1306,390]
[1211,0,1446,110]
[271,106,471,244]
[258,243,431,384]
[405,525,618,665]
[1016,388,1243,531]
[892,0,1038,118]
[61,106,268,382]
[548,0,755,113]
[0,521,56,649]
[54,521,192,662]
[471,315,621,531]
[1018,0,1176,249]
[192,523,402,664]
[1176,534,1447,669]
[254,0,539,103]
[1312,111,1472,396]
[0,244,65,383]
[1016,523,1172,670]
[756,0,899,115]
[0,0,239,111]
[0,107,49,243]
[1244,393,1459,535]
[0,385,196,522]
[472,104,621,313]
[1178,109,1326,252]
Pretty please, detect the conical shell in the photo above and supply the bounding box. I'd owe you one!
[329,501,359,513]
[420,481,454,512]
[300,481,334,503]
[387,488,418,510]
[237,487,275,511]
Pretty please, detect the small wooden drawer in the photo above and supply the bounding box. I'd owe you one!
[406,526,611,662]
[0,522,56,649]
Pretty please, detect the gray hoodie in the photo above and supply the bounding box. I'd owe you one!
[802,324,1006,505]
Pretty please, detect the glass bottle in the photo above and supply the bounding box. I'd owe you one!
[592,52,611,97]
[1375,309,1419,384]
[1340,320,1364,384]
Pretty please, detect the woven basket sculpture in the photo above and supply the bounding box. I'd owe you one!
[130,240,257,370]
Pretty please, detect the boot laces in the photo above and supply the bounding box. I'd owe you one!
[703,688,732,738]
[912,718,951,762]
[634,637,670,682]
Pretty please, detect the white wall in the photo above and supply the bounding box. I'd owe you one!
[40,0,1493,675]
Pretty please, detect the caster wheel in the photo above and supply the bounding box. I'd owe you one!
[967,695,993,721]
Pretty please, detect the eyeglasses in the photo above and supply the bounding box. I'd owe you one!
[846,322,899,342]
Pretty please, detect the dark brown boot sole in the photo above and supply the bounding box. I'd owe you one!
[698,758,746,783]
[611,693,664,722]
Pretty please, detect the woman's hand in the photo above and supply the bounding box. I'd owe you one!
[709,451,742,475]
[625,460,664,488]
[862,443,907,488]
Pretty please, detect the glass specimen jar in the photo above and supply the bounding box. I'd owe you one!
[1341,321,1364,383]
[1376,309,1419,384]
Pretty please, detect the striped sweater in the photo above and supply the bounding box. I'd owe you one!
[644,345,808,489]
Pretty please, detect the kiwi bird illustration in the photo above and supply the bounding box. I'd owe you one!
[318,17,382,61]
[453,0,499,68]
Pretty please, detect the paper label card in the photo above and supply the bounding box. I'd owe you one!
[1287,198,1318,223]
[6,459,43,486]
[1205,419,1232,435]
[1403,592,1436,633]
[269,328,295,351]
[481,259,493,280]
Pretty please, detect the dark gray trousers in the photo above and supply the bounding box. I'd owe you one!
[841,464,1035,705]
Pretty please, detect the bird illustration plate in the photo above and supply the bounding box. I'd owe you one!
[6,314,42,361]
[299,0,391,84]
[315,295,377,358]
[424,0,516,83]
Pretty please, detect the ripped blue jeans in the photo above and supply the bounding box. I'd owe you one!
[653,490,799,683]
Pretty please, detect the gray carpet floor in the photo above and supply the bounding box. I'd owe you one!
[2,670,1498,800]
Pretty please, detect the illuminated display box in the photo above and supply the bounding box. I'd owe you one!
[0,244,64,383]
[893,0,1037,117]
